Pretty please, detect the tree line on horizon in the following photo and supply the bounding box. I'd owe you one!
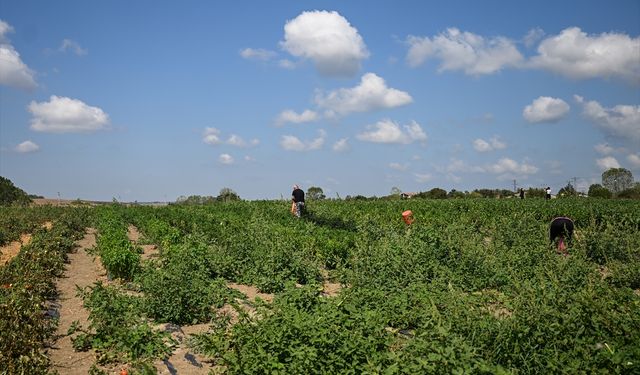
[1,167,638,207]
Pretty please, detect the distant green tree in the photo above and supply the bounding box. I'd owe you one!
[307,186,326,200]
[416,188,447,199]
[526,188,546,198]
[588,184,612,198]
[217,188,240,202]
[602,168,634,195]
[0,176,32,206]
[558,183,578,197]
[390,186,402,196]
[447,189,466,199]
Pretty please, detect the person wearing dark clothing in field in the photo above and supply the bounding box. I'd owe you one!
[291,184,305,218]
[550,217,574,256]
[519,188,525,199]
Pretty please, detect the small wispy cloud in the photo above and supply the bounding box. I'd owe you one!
[59,39,88,56]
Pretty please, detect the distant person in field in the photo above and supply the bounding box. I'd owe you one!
[291,184,305,218]
[550,217,574,256]
[519,188,525,199]
[545,187,551,200]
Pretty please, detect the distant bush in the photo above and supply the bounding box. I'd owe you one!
[588,184,612,198]
[0,176,32,206]
[617,184,640,199]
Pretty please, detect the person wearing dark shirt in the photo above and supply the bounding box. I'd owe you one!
[550,217,574,255]
[291,184,305,217]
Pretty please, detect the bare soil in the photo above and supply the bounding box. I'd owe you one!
[48,228,104,375]
[320,269,342,297]
[153,323,217,375]
[0,233,32,266]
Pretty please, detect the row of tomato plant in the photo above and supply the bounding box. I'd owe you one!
[0,208,89,374]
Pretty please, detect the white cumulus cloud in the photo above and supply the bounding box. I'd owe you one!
[59,39,87,56]
[332,138,350,152]
[218,153,234,165]
[280,10,369,77]
[575,95,640,144]
[240,48,277,61]
[406,28,523,75]
[276,109,319,125]
[530,27,640,82]
[15,140,39,153]
[280,129,326,151]
[523,96,570,123]
[627,153,640,169]
[203,127,221,145]
[226,134,259,148]
[28,96,110,133]
[473,136,506,152]
[596,156,620,170]
[0,20,37,90]
[315,73,412,117]
[357,119,427,144]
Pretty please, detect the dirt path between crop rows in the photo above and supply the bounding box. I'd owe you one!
[0,222,53,266]
[127,225,159,260]
[48,228,106,375]
[127,225,215,374]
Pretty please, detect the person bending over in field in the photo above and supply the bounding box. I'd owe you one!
[291,184,305,218]
[550,217,574,256]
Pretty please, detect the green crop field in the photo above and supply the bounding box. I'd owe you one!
[1,198,639,374]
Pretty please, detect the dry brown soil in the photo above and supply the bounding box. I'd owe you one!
[48,228,106,375]
[0,233,32,266]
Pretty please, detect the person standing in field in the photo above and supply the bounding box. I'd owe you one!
[291,184,305,218]
[519,188,525,199]
[545,186,551,200]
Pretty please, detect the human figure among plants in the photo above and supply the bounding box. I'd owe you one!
[291,184,305,218]
[549,216,574,256]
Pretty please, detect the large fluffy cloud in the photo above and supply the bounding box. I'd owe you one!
[530,27,640,82]
[280,129,326,151]
[357,119,427,144]
[523,96,570,123]
[406,28,523,75]
[280,10,369,77]
[627,153,640,169]
[0,20,37,90]
[315,73,412,117]
[15,140,39,153]
[596,156,620,170]
[28,96,110,133]
[575,95,640,144]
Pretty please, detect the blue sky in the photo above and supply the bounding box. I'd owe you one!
[1,1,639,201]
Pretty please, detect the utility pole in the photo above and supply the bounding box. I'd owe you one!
[513,179,517,192]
